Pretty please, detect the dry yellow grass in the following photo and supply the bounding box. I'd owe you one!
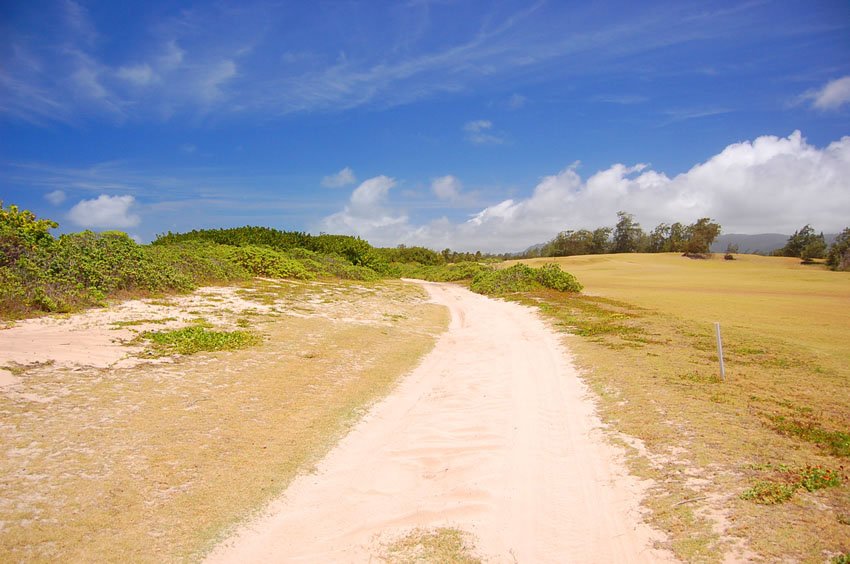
[380,528,481,564]
[0,279,447,562]
[505,253,850,562]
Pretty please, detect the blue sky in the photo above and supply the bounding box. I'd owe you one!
[1,0,849,251]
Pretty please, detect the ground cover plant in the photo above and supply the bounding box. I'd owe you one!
[503,253,850,561]
[0,279,447,562]
[0,204,395,320]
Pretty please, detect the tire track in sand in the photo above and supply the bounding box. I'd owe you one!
[206,282,676,563]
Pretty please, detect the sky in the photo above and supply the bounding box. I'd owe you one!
[1,0,849,252]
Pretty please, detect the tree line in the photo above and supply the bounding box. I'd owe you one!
[775,224,850,270]
[526,212,722,258]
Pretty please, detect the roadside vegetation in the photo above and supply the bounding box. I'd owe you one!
[504,253,850,562]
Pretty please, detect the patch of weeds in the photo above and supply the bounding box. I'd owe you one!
[741,464,846,504]
[110,317,176,327]
[799,465,845,492]
[235,318,251,328]
[837,514,850,526]
[381,527,480,564]
[740,480,798,505]
[142,326,260,356]
[767,414,850,457]
[832,554,850,564]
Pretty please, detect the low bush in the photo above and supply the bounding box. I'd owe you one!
[470,263,582,295]
[143,326,260,355]
[392,261,488,282]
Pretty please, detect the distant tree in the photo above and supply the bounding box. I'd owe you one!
[826,227,850,271]
[648,223,670,253]
[800,238,827,263]
[778,225,824,259]
[668,222,688,252]
[612,211,644,253]
[725,243,739,254]
[682,218,721,255]
[590,227,612,254]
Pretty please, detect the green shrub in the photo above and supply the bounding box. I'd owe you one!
[392,261,488,282]
[224,245,314,280]
[470,263,583,295]
[144,241,250,284]
[143,326,260,355]
[534,263,583,292]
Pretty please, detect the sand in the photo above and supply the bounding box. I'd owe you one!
[206,281,675,563]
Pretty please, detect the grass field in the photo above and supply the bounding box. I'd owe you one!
[507,253,850,562]
[0,279,447,562]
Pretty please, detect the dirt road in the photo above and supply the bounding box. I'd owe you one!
[206,282,674,563]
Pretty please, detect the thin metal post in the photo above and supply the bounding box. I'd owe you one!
[714,322,726,381]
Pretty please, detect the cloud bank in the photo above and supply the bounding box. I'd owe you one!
[68,194,140,228]
[320,131,850,252]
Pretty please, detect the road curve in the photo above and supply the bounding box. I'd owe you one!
[206,281,675,563]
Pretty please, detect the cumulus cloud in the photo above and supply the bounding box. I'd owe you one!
[320,131,850,252]
[321,166,357,188]
[801,76,850,111]
[68,194,140,228]
[431,175,462,201]
[463,120,504,145]
[321,176,408,237]
[45,190,66,205]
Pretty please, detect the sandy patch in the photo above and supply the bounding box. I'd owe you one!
[206,282,676,563]
[0,286,272,371]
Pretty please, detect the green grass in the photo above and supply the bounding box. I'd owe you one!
[505,253,850,562]
[143,325,260,355]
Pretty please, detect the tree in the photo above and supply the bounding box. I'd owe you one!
[682,218,721,255]
[778,225,824,259]
[612,211,644,253]
[648,223,670,253]
[826,227,850,271]
[590,227,612,254]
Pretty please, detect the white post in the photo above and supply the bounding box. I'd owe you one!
[714,322,726,381]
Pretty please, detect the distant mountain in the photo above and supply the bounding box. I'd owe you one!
[711,233,789,254]
[712,233,839,254]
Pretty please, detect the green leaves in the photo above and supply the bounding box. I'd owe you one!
[470,263,582,295]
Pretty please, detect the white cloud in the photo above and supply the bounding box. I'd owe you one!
[801,76,850,111]
[463,119,504,145]
[68,194,140,228]
[431,175,462,201]
[320,131,850,252]
[321,176,408,236]
[321,167,357,188]
[45,190,66,205]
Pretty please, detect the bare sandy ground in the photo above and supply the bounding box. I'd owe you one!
[206,282,675,563]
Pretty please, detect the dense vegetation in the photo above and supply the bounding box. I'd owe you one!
[0,204,390,319]
[470,263,582,295]
[2,203,580,320]
[526,212,722,258]
[772,224,850,270]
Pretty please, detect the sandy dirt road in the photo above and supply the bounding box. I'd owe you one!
[206,282,674,563]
